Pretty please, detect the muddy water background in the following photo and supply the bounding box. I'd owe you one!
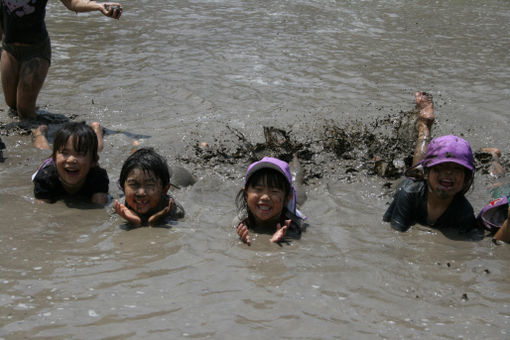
[1,0,510,338]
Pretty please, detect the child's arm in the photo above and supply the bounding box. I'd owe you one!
[114,200,142,227]
[494,206,510,242]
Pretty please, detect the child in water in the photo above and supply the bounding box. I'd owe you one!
[234,157,306,245]
[476,148,510,242]
[383,92,478,233]
[31,122,109,204]
[114,148,185,227]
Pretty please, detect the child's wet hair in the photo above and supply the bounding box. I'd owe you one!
[236,167,291,212]
[119,148,170,190]
[52,122,99,163]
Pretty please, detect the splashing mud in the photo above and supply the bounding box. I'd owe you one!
[179,108,508,186]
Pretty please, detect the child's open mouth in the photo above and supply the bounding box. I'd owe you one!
[257,204,272,211]
[134,199,149,210]
[64,168,80,176]
[439,179,453,188]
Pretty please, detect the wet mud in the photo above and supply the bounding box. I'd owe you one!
[179,108,509,189]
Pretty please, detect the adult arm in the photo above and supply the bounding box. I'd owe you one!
[60,0,122,19]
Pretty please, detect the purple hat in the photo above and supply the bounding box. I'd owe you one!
[245,157,297,214]
[419,135,475,171]
[477,196,508,231]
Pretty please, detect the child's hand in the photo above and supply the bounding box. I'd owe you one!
[148,198,174,226]
[114,200,141,227]
[102,3,122,19]
[270,219,290,243]
[237,222,251,245]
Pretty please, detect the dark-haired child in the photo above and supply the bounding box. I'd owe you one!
[31,122,109,204]
[383,92,478,233]
[234,157,306,245]
[114,148,185,227]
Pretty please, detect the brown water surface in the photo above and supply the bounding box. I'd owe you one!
[1,0,509,338]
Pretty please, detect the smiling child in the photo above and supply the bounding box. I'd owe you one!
[383,92,477,233]
[32,122,109,204]
[234,157,306,245]
[114,148,185,227]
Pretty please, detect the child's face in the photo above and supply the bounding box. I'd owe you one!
[245,179,288,224]
[124,168,168,215]
[54,137,95,193]
[426,162,466,200]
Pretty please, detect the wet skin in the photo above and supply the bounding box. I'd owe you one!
[54,137,95,194]
[245,182,287,225]
[123,168,169,216]
[115,168,173,227]
[237,180,292,244]
[426,162,466,200]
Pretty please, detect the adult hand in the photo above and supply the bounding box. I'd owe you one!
[114,200,141,227]
[148,198,174,226]
[102,3,122,19]
[237,222,251,245]
[270,219,290,243]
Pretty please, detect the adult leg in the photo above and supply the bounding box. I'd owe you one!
[16,57,49,119]
[0,49,21,112]
[412,91,435,167]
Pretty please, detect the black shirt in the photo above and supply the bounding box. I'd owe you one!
[383,178,476,232]
[1,0,49,44]
[33,161,109,203]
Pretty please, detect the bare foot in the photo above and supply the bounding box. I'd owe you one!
[415,91,434,127]
[481,147,501,159]
[481,147,504,178]
[32,124,50,150]
[130,139,141,154]
[90,122,104,152]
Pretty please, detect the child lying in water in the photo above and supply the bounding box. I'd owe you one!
[383,92,478,234]
[234,157,306,245]
[114,148,185,227]
[32,122,109,205]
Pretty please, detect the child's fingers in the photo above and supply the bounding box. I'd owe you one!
[237,224,251,244]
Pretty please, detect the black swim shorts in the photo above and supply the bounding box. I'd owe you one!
[2,37,51,66]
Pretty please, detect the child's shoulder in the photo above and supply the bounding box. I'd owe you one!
[396,177,426,195]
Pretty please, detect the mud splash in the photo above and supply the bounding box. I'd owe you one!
[179,109,509,187]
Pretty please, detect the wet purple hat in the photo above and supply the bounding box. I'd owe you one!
[245,157,297,213]
[421,135,475,171]
[477,196,508,231]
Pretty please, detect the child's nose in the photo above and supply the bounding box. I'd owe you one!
[135,187,146,195]
[67,156,78,163]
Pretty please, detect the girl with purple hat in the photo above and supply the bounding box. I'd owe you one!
[234,157,306,245]
[383,92,479,235]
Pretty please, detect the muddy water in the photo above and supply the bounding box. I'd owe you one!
[1,0,510,338]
